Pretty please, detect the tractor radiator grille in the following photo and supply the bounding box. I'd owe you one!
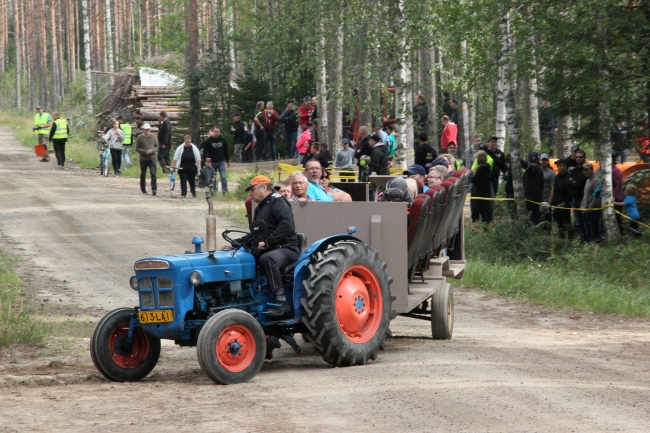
[157,278,174,307]
[138,277,174,309]
[140,291,155,308]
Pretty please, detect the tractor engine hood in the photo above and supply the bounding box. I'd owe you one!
[134,249,257,283]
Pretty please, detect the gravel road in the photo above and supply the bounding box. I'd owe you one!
[0,126,649,432]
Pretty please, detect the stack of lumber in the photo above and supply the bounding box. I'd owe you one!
[130,85,185,133]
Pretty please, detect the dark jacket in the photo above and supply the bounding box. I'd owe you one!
[413,102,429,132]
[414,143,437,168]
[314,150,332,169]
[369,144,389,175]
[200,136,229,163]
[243,193,298,250]
[521,160,544,201]
[552,170,573,206]
[232,120,247,144]
[443,98,453,117]
[355,136,372,167]
[280,108,298,133]
[570,165,587,200]
[158,118,172,146]
[471,164,492,197]
[486,147,506,181]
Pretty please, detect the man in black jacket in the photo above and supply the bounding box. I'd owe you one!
[485,136,506,221]
[368,132,389,175]
[200,127,230,194]
[233,175,299,316]
[280,100,299,158]
[552,159,574,238]
[231,112,247,163]
[569,150,588,240]
[158,111,172,173]
[354,126,373,181]
[521,151,544,225]
[414,132,437,168]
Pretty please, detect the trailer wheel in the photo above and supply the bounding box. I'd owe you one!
[91,308,161,382]
[197,309,266,385]
[301,241,393,367]
[431,283,453,339]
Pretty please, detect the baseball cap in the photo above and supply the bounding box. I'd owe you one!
[273,182,283,191]
[426,157,449,170]
[245,175,273,191]
[528,151,539,161]
[303,96,311,102]
[540,153,549,160]
[142,123,151,130]
[555,158,568,166]
[232,112,241,117]
[36,105,44,110]
[342,138,350,144]
[368,132,381,142]
[451,99,459,104]
[403,164,426,176]
[116,115,124,120]
[488,136,498,141]
[570,144,580,152]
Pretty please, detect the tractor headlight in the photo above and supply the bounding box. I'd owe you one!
[130,276,138,290]
[189,271,202,286]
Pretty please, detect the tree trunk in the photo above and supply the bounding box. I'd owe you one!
[317,23,329,148]
[187,0,201,144]
[105,0,115,85]
[331,19,344,156]
[12,0,21,109]
[429,47,438,147]
[556,116,573,158]
[528,73,541,148]
[37,0,47,107]
[395,0,413,169]
[597,8,620,242]
[49,0,59,109]
[496,65,507,152]
[501,12,525,217]
[82,0,93,113]
[266,0,273,96]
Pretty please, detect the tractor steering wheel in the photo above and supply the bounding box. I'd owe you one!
[222,230,250,247]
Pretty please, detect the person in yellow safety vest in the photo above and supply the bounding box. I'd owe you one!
[33,106,52,162]
[117,115,132,169]
[48,112,69,169]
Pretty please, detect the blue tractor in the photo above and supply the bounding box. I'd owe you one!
[90,192,394,385]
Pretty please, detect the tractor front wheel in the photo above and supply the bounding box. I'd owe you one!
[301,241,393,367]
[430,283,453,339]
[90,308,161,382]
[197,309,266,385]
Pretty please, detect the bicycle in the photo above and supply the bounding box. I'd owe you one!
[98,139,111,177]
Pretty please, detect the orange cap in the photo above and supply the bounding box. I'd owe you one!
[245,175,273,191]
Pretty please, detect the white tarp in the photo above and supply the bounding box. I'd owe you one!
[139,67,184,87]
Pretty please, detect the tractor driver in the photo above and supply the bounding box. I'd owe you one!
[226,175,299,316]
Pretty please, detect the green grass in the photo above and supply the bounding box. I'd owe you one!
[0,252,51,347]
[462,216,650,317]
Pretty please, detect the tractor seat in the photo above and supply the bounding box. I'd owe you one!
[280,233,307,275]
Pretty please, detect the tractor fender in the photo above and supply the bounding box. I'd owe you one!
[292,235,364,320]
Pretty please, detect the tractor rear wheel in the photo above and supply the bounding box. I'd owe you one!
[301,241,393,367]
[197,309,266,385]
[431,283,453,339]
[91,308,161,382]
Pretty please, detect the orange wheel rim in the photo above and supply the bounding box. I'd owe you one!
[335,265,383,344]
[216,324,256,372]
[108,321,151,369]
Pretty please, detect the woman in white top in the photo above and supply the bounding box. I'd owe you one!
[172,135,202,198]
[103,120,125,176]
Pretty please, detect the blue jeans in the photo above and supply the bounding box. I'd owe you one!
[286,130,298,158]
[572,197,585,241]
[266,132,277,160]
[215,161,227,193]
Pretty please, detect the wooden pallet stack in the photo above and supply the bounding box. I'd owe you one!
[130,85,186,134]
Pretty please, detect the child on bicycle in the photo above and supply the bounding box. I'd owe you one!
[199,157,217,196]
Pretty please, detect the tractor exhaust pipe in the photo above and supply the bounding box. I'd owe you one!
[205,187,217,254]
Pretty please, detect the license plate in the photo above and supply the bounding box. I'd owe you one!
[139,310,173,323]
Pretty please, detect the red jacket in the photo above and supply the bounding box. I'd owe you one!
[296,129,312,155]
[264,110,280,132]
[299,105,314,125]
[441,123,458,150]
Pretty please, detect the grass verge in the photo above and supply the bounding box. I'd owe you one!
[0,251,50,347]
[462,216,650,317]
